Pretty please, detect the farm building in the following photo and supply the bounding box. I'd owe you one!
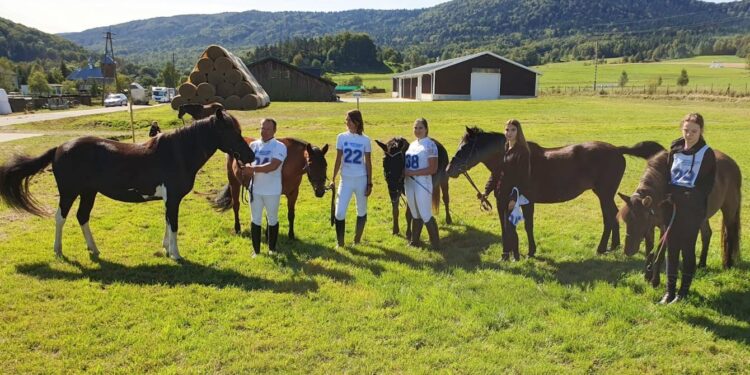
[247,58,337,102]
[392,51,541,101]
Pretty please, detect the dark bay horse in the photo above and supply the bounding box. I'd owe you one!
[375,137,451,238]
[213,137,330,239]
[618,149,741,286]
[446,126,664,255]
[0,109,254,260]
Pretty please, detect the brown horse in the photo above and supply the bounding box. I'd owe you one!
[446,126,664,255]
[213,137,330,238]
[0,109,254,260]
[618,149,741,286]
[375,137,452,238]
[178,103,224,123]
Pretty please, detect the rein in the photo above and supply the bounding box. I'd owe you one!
[234,152,253,204]
[463,172,493,212]
[647,203,677,275]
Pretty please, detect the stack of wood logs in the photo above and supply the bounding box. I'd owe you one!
[171,45,270,110]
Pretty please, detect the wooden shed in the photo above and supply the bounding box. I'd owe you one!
[392,51,541,101]
[247,58,337,102]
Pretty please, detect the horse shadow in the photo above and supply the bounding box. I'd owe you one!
[15,256,318,294]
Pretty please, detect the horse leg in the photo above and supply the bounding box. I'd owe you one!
[53,192,78,257]
[442,179,452,225]
[652,234,666,288]
[391,200,400,235]
[164,196,183,261]
[76,191,100,256]
[522,203,536,257]
[405,201,412,239]
[644,226,655,281]
[595,194,617,254]
[698,220,711,268]
[287,189,299,240]
[229,176,242,234]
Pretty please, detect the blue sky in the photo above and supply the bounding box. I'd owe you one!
[0,0,736,34]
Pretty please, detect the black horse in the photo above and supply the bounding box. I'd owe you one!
[0,108,254,260]
[446,126,663,255]
[375,137,451,238]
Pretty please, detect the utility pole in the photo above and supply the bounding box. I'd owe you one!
[593,40,599,91]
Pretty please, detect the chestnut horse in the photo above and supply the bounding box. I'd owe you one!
[0,109,254,260]
[213,138,330,239]
[446,126,664,255]
[375,137,451,238]
[618,149,741,287]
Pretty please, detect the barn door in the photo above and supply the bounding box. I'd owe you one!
[470,72,501,100]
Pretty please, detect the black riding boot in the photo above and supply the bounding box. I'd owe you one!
[268,224,279,253]
[354,215,367,244]
[409,219,424,247]
[251,223,262,256]
[425,218,440,250]
[673,273,694,304]
[335,219,345,247]
[659,274,678,304]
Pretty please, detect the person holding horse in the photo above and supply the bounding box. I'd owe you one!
[245,118,287,257]
[496,119,532,261]
[330,109,372,247]
[659,113,716,304]
[404,118,440,249]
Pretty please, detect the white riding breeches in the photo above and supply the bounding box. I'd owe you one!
[335,175,367,220]
[405,177,433,221]
[250,194,281,226]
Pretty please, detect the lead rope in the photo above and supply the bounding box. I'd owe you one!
[463,171,493,212]
[648,203,677,274]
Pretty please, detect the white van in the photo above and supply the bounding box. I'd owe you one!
[152,86,174,103]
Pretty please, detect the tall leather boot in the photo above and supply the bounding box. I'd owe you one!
[251,223,262,257]
[672,273,694,304]
[335,219,345,247]
[425,217,440,250]
[354,215,367,244]
[409,219,423,247]
[268,224,279,254]
[659,274,678,304]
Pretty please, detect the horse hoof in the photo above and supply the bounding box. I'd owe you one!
[446,218,453,225]
[651,279,661,288]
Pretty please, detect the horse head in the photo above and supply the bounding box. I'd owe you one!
[618,192,663,256]
[212,108,254,165]
[446,126,505,178]
[304,143,329,198]
[376,137,408,204]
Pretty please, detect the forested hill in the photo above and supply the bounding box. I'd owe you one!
[0,17,88,62]
[60,0,750,68]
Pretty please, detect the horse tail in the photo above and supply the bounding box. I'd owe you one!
[432,139,449,215]
[618,141,665,160]
[0,147,57,216]
[721,191,741,269]
[211,184,233,211]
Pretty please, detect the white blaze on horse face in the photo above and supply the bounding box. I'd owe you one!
[53,208,65,256]
[80,222,99,255]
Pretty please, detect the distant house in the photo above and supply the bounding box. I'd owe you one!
[247,57,337,102]
[392,51,541,101]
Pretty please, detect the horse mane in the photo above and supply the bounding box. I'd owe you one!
[637,150,669,197]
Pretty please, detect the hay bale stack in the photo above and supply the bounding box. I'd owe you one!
[172,45,270,110]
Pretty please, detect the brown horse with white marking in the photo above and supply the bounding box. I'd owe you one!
[618,149,741,287]
[0,109,254,260]
[213,138,330,238]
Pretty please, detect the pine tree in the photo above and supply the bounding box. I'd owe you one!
[676,69,689,87]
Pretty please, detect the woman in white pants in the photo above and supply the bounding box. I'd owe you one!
[330,109,372,247]
[404,118,440,249]
[245,118,287,257]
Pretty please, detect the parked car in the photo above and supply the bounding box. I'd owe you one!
[104,93,128,107]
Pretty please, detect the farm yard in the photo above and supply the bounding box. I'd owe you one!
[0,96,749,373]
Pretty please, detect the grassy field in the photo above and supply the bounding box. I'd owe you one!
[536,55,750,90]
[1,97,749,373]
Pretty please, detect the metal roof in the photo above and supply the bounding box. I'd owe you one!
[66,66,105,81]
[392,51,541,78]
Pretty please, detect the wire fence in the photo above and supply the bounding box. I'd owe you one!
[540,83,750,98]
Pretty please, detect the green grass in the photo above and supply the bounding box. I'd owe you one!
[536,55,750,90]
[1,97,749,373]
[330,73,393,90]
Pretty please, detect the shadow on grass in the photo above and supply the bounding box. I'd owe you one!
[15,257,318,294]
[270,235,359,283]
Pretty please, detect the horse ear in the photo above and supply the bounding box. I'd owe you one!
[465,126,472,134]
[375,140,388,152]
[306,143,314,155]
[215,107,225,121]
[642,195,652,208]
[617,192,631,205]
[321,144,329,155]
